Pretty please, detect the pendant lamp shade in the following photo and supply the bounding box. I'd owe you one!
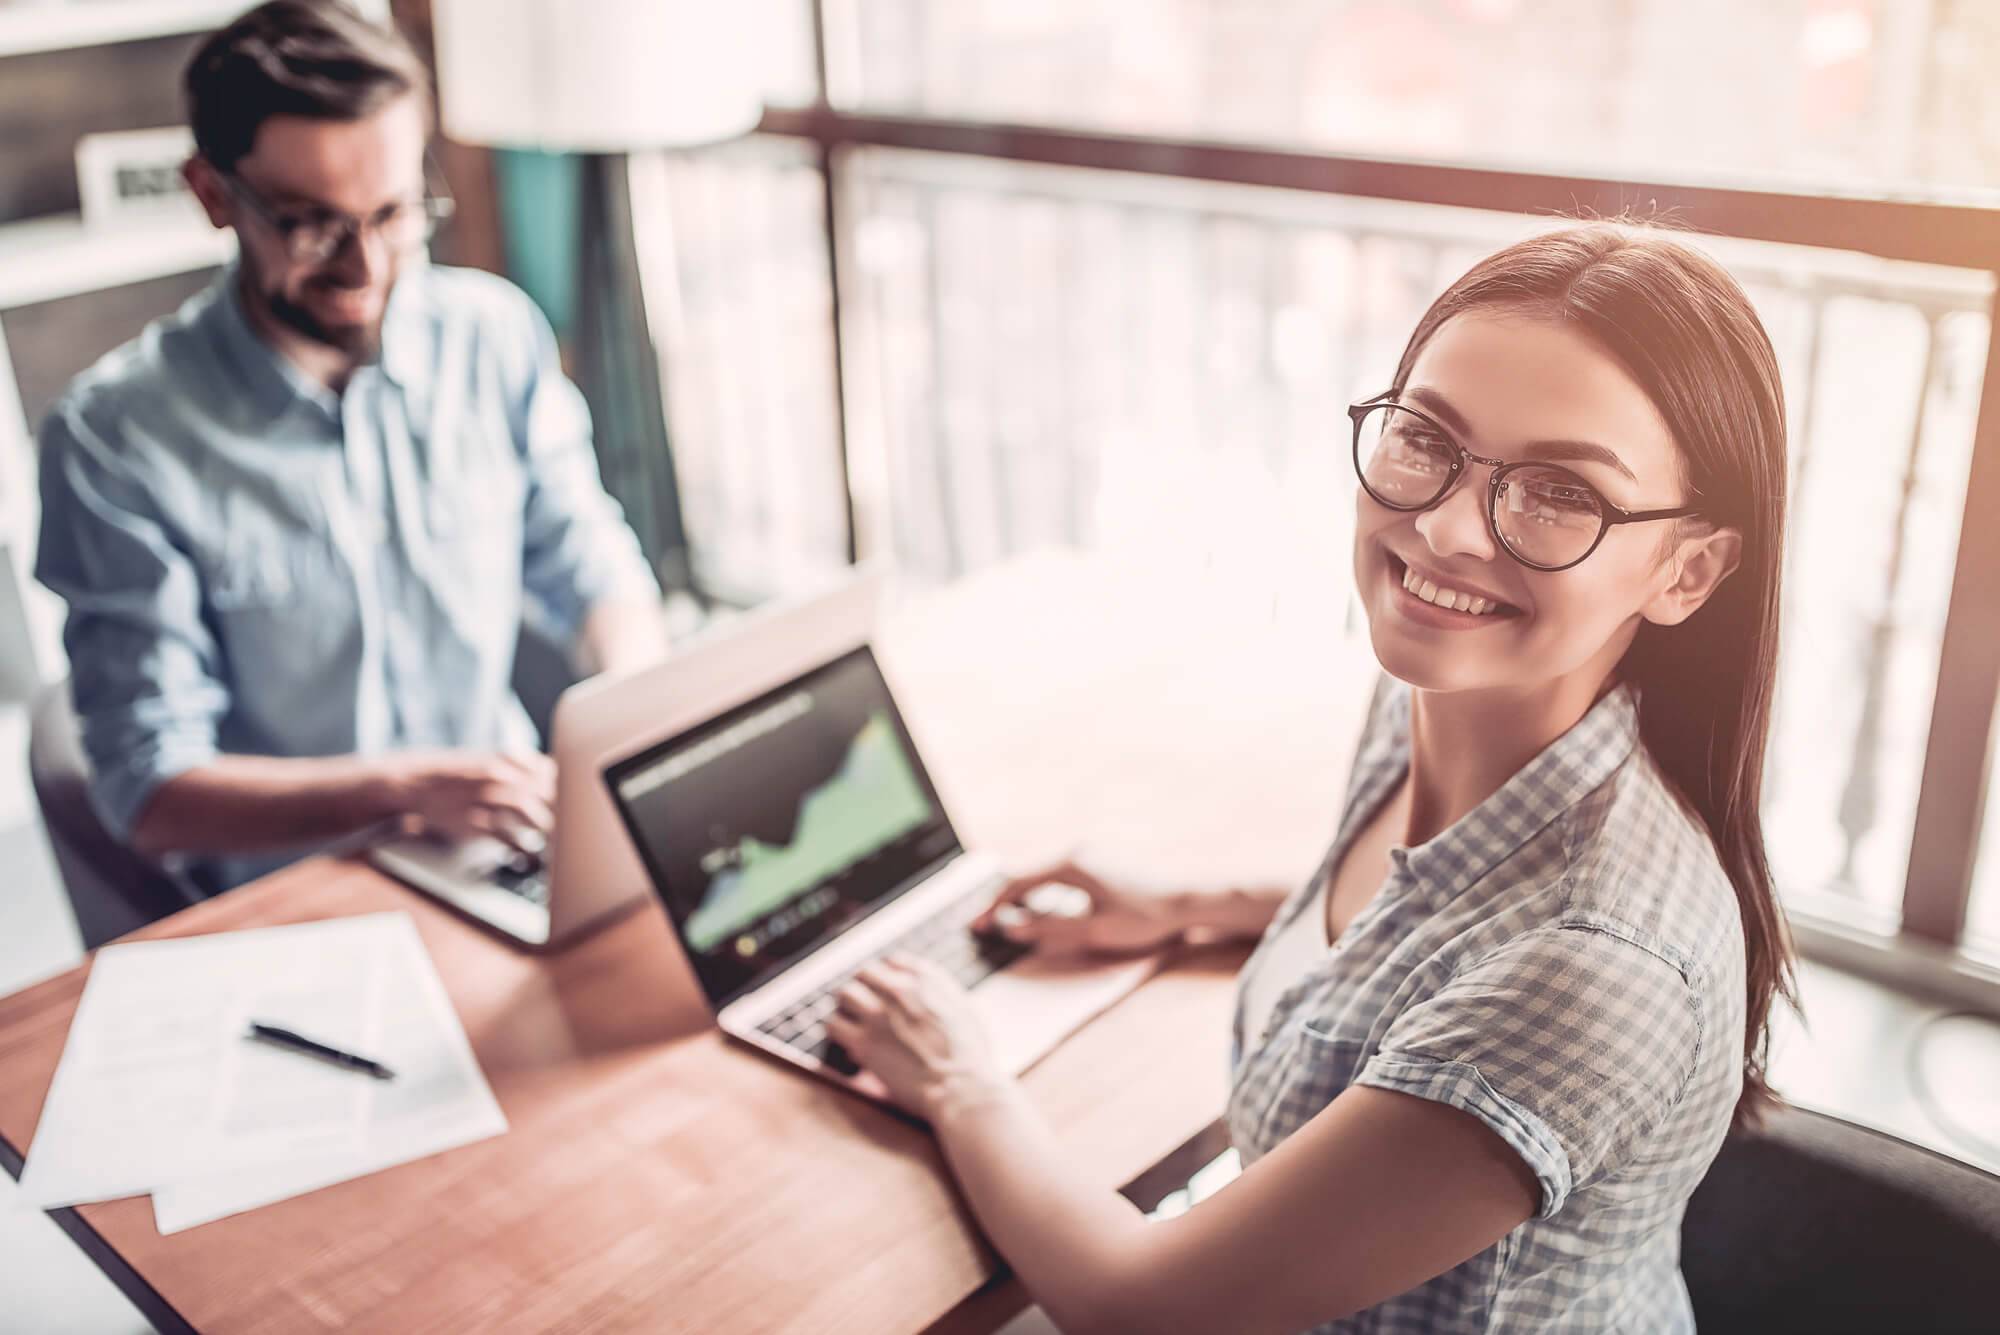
[432,0,767,152]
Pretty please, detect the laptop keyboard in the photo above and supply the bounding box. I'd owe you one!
[755,879,1028,1076]
[490,851,551,906]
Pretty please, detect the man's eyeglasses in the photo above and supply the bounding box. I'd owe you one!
[220,169,455,267]
[1349,395,1701,572]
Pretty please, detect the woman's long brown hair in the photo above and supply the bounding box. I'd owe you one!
[1389,223,1796,1128]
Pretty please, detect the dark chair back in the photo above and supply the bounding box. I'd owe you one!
[1682,1103,2000,1334]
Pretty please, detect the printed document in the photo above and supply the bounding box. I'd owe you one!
[16,913,505,1228]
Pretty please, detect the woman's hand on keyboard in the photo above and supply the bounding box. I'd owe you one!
[827,956,1005,1119]
[970,859,1188,957]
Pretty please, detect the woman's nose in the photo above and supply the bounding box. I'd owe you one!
[1413,474,1498,561]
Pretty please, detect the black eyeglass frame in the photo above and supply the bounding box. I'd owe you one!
[219,164,456,267]
[1347,393,1703,572]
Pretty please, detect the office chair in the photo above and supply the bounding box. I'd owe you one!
[1681,1102,2000,1334]
[28,625,580,952]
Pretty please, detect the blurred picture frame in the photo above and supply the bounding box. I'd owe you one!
[74,126,200,227]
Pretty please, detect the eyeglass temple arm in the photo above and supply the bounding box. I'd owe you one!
[1604,503,1704,525]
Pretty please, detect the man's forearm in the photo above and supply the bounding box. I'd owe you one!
[129,755,398,859]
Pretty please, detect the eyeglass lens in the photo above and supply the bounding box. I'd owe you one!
[286,204,439,264]
[1354,403,1606,569]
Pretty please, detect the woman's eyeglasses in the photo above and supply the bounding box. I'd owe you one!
[221,170,456,268]
[1349,395,1701,572]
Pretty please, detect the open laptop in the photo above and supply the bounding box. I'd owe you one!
[364,664,652,947]
[366,573,890,950]
[602,583,1158,1094]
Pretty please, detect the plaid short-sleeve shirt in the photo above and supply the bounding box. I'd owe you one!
[1227,677,1746,1333]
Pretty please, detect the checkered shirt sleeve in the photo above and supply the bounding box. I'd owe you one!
[1353,924,1702,1218]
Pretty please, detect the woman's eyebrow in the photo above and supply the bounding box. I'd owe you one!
[1402,385,1639,483]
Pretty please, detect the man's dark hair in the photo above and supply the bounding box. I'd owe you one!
[184,0,430,173]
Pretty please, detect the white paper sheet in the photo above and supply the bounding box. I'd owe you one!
[151,913,508,1233]
[17,912,507,1230]
[16,916,393,1209]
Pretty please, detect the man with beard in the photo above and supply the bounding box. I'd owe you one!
[35,0,667,898]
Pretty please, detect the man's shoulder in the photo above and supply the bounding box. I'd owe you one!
[388,264,552,394]
[48,282,223,441]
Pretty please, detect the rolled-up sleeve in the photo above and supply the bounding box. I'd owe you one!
[508,299,658,648]
[1352,925,1701,1219]
[35,405,228,840]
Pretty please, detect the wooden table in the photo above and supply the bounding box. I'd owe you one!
[0,551,1376,1333]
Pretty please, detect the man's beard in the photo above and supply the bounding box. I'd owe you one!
[244,250,387,361]
[268,286,383,361]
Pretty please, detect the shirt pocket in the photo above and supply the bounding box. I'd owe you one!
[206,541,298,610]
[199,480,335,612]
[200,529,354,675]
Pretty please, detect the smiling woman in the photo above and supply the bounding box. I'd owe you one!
[828,222,1794,1334]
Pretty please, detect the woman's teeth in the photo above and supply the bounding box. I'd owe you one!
[1400,563,1505,616]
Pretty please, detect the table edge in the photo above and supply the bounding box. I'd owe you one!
[1,1131,198,1335]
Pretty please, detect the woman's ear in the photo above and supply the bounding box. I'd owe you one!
[1642,526,1743,627]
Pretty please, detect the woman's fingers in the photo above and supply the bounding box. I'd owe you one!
[999,909,1097,953]
[833,977,886,1023]
[823,1011,866,1064]
[968,877,1040,934]
[972,859,1097,933]
[857,961,924,1023]
[821,1015,893,1099]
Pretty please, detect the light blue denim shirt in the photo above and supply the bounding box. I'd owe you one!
[1228,677,1746,1333]
[36,262,657,891]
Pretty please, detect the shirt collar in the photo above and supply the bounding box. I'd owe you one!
[375,265,424,388]
[204,263,335,420]
[1379,678,1641,908]
[202,262,424,417]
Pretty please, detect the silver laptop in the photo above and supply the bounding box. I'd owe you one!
[366,573,890,951]
[366,658,666,947]
[603,622,1157,1097]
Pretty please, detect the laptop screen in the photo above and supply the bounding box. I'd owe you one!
[604,646,962,1006]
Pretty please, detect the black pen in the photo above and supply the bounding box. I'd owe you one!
[246,1022,397,1081]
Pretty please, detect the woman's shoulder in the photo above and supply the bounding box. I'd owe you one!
[1551,742,1746,998]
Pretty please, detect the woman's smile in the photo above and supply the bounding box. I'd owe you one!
[1383,550,1526,631]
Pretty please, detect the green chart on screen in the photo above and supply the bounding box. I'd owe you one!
[686,711,933,952]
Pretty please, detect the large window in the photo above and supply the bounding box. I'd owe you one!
[631,0,2000,976]
[627,137,850,602]
[831,150,1991,928]
[831,0,2000,199]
